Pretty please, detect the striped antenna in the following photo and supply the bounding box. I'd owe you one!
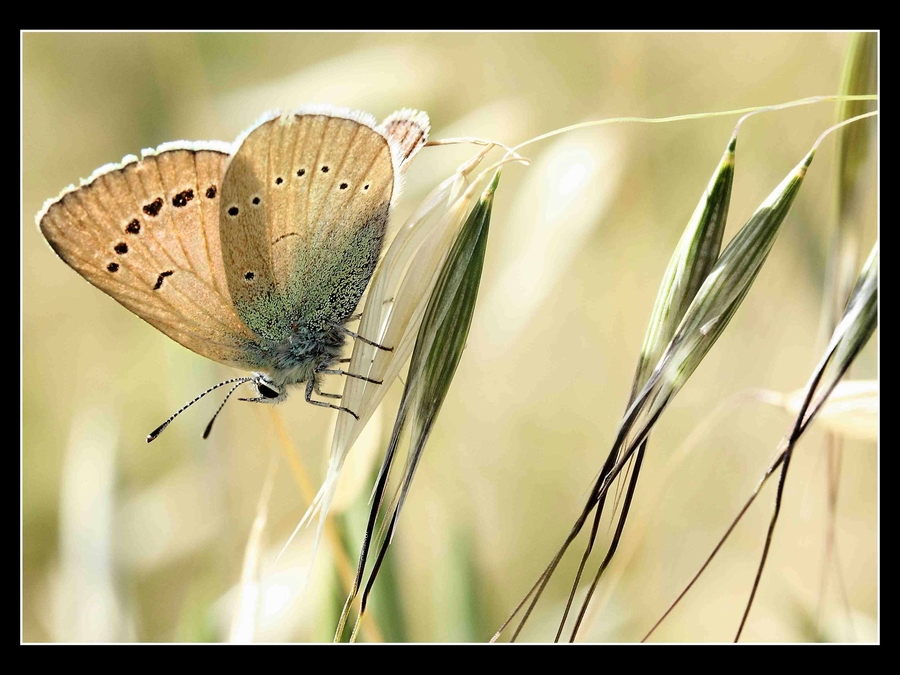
[146,377,254,443]
[202,379,252,439]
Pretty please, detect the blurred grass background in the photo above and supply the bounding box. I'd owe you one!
[22,32,877,642]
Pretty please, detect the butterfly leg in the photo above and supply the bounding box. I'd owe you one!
[316,367,383,385]
[314,382,342,399]
[305,379,359,420]
[331,323,393,352]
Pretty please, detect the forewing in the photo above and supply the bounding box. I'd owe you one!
[220,112,396,336]
[38,146,260,369]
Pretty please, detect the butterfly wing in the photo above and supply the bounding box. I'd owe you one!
[219,109,424,340]
[379,108,431,172]
[37,145,261,369]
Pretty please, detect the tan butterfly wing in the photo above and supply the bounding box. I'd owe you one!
[379,108,431,172]
[219,110,408,341]
[38,145,261,369]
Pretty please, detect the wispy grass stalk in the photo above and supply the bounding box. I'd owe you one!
[643,242,878,641]
[823,32,878,337]
[229,449,278,643]
[267,407,384,642]
[556,131,736,642]
[815,32,877,635]
[274,147,494,569]
[337,172,502,642]
[510,95,877,155]
[734,244,878,641]
[494,107,877,643]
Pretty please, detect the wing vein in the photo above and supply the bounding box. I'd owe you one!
[193,152,218,297]
[307,116,328,228]
[153,157,192,267]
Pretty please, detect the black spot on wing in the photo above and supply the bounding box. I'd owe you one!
[153,270,174,290]
[172,189,194,207]
[143,198,163,217]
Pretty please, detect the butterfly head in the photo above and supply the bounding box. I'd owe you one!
[239,373,288,405]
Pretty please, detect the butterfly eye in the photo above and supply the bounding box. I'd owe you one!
[258,383,281,399]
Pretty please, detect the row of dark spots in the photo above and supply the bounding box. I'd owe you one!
[131,185,217,232]
[224,169,371,218]
[280,166,369,190]
[108,184,215,276]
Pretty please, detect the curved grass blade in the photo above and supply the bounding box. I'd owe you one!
[497,142,812,643]
[735,242,877,641]
[823,32,877,336]
[641,243,876,641]
[557,133,737,641]
[275,149,495,588]
[337,172,501,641]
[816,36,877,630]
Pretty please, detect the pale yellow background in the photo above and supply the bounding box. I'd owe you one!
[23,32,877,642]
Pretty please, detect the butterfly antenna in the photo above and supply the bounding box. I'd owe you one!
[202,379,250,440]
[147,377,253,443]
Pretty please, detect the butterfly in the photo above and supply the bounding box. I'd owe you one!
[37,105,430,441]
